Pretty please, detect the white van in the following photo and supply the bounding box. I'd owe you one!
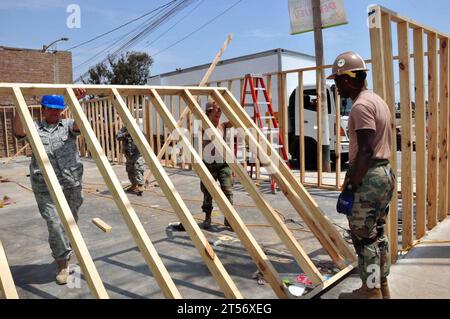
[288,83,351,168]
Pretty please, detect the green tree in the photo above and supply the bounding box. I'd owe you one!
[83,51,153,85]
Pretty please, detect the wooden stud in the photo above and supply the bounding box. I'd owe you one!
[334,87,341,188]
[178,97,185,169]
[92,218,112,233]
[397,21,414,249]
[149,96,154,151]
[115,106,121,164]
[182,89,324,286]
[135,95,139,125]
[438,37,449,222]
[0,240,19,299]
[301,262,356,299]
[316,71,323,187]
[164,96,169,167]
[66,88,181,299]
[112,88,242,299]
[108,99,116,162]
[170,96,177,167]
[298,72,306,185]
[143,96,149,145]
[217,89,355,267]
[413,27,427,239]
[427,32,439,229]
[156,105,161,155]
[239,78,247,171]
[381,12,399,262]
[149,88,287,297]
[99,100,106,157]
[103,101,111,161]
[95,101,101,146]
[3,108,9,158]
[12,87,109,299]
[12,109,18,155]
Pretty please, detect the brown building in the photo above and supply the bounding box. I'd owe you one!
[0,46,73,157]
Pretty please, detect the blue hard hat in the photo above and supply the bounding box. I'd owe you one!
[41,95,66,110]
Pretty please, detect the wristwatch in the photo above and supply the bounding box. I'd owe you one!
[346,183,357,193]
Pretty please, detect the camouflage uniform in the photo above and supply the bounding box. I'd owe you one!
[26,119,84,261]
[200,163,233,214]
[201,123,233,226]
[116,127,144,186]
[347,160,396,285]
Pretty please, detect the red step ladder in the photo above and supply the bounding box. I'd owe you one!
[239,74,290,193]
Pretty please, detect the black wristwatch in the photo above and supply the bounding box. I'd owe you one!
[346,183,357,193]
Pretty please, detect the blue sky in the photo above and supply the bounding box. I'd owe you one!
[1,0,450,82]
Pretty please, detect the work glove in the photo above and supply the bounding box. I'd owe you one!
[336,184,355,216]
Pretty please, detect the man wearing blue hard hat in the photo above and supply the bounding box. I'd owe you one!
[13,88,86,285]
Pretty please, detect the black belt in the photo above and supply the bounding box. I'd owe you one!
[369,159,390,168]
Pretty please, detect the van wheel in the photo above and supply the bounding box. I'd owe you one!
[304,138,317,170]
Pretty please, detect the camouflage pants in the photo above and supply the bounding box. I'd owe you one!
[126,155,144,186]
[33,186,83,261]
[347,161,396,286]
[200,163,233,214]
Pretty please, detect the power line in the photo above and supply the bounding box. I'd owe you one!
[143,0,205,49]
[74,0,196,82]
[67,0,177,51]
[73,1,187,69]
[74,4,176,70]
[151,0,243,57]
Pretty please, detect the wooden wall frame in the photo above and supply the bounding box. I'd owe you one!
[1,82,357,299]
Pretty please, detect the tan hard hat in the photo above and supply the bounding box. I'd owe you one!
[327,51,369,80]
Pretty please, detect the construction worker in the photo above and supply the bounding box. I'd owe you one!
[116,126,144,195]
[12,90,86,285]
[173,100,233,231]
[329,52,396,299]
[201,100,234,230]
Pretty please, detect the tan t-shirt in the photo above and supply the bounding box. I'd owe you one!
[348,90,392,164]
[202,122,226,162]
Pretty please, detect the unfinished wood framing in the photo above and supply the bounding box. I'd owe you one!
[316,70,323,186]
[427,32,439,229]
[216,89,356,266]
[11,87,109,299]
[369,5,450,257]
[334,87,341,188]
[0,81,364,298]
[381,11,399,262]
[398,21,414,249]
[298,71,305,184]
[0,240,18,299]
[112,89,242,299]
[413,27,427,239]
[65,88,181,299]
[438,37,449,222]
[181,89,323,286]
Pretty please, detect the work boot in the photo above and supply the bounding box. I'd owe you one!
[55,260,69,285]
[172,222,186,231]
[338,284,382,299]
[224,218,234,231]
[203,212,212,230]
[136,184,144,196]
[127,184,143,196]
[381,277,390,299]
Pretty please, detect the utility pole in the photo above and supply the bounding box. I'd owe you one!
[312,0,331,172]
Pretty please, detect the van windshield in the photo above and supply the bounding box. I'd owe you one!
[303,89,332,114]
[341,97,352,116]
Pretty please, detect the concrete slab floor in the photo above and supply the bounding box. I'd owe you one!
[1,157,448,299]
